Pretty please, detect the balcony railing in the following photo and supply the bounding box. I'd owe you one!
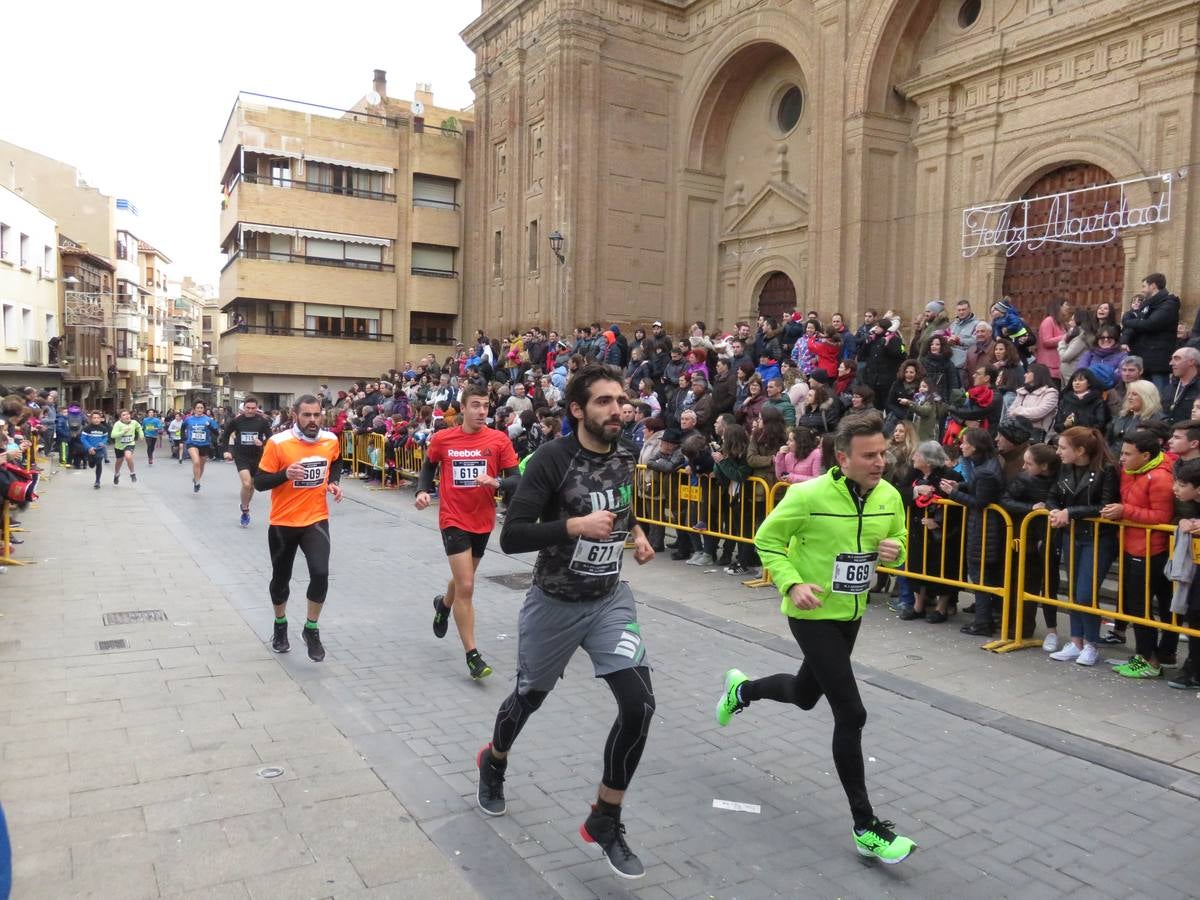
[223,248,394,273]
[239,171,396,202]
[412,198,460,210]
[220,323,394,342]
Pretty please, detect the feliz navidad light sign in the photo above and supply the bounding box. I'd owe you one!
[962,172,1173,257]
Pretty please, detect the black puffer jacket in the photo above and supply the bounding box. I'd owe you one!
[948,456,1006,577]
[1120,290,1180,376]
[858,330,906,391]
[1054,388,1111,435]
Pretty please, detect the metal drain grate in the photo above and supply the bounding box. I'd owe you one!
[96,639,128,651]
[484,572,533,592]
[102,609,168,626]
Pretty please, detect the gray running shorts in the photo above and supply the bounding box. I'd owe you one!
[516,581,648,694]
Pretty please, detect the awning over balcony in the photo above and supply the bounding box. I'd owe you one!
[241,144,393,174]
[237,223,390,247]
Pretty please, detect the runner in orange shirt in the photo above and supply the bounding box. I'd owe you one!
[416,383,520,679]
[254,394,343,662]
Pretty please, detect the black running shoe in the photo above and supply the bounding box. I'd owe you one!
[130,473,137,483]
[432,594,450,639]
[466,651,492,680]
[580,806,645,879]
[302,627,325,662]
[271,621,290,654]
[475,744,507,816]
[193,481,201,493]
[113,474,119,485]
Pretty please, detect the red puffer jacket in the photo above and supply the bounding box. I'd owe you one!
[1118,460,1174,557]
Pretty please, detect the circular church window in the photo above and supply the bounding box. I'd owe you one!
[958,0,981,29]
[775,86,804,135]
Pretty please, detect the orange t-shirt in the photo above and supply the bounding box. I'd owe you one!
[259,429,342,527]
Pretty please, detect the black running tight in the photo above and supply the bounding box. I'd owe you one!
[267,521,331,604]
[741,617,873,828]
[491,666,655,791]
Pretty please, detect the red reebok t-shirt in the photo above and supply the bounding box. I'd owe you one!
[426,426,519,533]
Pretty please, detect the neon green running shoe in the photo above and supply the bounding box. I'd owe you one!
[854,818,916,864]
[715,668,749,726]
[1113,655,1162,679]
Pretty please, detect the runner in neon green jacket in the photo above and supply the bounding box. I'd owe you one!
[109,411,143,486]
[716,413,918,864]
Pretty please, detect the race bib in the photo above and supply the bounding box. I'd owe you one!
[239,432,259,446]
[831,551,878,594]
[189,425,207,442]
[118,435,134,447]
[292,456,329,489]
[570,531,628,576]
[451,458,486,487]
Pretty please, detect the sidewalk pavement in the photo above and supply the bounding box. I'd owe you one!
[3,459,1200,899]
[0,463,480,900]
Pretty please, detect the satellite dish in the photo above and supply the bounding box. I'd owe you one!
[412,100,425,117]
[365,91,381,106]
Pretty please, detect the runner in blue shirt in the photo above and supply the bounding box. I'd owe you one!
[141,409,163,465]
[181,400,219,493]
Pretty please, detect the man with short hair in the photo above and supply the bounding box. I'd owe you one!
[765,378,797,426]
[1121,272,1180,392]
[714,411,914,863]
[254,395,343,662]
[477,366,657,879]
[1169,420,1200,462]
[1107,355,1145,416]
[416,384,520,680]
[222,397,274,527]
[728,339,751,373]
[946,301,976,371]
[684,373,714,433]
[1162,347,1200,425]
[830,313,857,361]
[854,310,877,349]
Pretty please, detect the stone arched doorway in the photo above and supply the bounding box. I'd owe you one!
[757,271,796,320]
[1002,163,1127,323]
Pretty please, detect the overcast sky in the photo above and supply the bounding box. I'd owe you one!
[0,0,480,290]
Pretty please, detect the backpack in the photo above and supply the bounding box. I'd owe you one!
[1085,364,1118,391]
[66,412,84,438]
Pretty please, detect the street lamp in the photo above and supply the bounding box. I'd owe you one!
[548,230,565,264]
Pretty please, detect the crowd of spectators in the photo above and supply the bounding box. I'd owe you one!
[308,271,1199,687]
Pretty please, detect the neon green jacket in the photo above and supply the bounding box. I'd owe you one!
[110,420,143,450]
[755,468,907,622]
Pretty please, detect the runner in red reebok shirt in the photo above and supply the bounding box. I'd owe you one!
[416,383,520,679]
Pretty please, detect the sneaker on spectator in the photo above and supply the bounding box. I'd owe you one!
[724,563,750,576]
[1076,643,1100,667]
[1099,630,1126,645]
[1049,643,1082,662]
[1042,633,1060,653]
[1113,655,1161,679]
[687,552,714,567]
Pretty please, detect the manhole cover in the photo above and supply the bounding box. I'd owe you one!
[102,609,168,626]
[484,572,533,592]
[0,640,20,655]
[96,639,128,651]
[257,766,285,779]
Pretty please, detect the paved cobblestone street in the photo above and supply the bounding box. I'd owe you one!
[2,460,1199,899]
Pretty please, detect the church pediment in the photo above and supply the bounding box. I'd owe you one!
[723,181,810,240]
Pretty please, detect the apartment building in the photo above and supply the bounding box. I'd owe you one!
[200,294,226,408]
[167,276,210,412]
[217,70,471,407]
[0,185,63,392]
[60,235,114,404]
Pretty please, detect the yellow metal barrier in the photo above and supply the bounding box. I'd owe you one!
[0,501,31,567]
[1013,511,1198,651]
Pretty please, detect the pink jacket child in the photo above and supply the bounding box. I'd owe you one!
[775,446,823,483]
